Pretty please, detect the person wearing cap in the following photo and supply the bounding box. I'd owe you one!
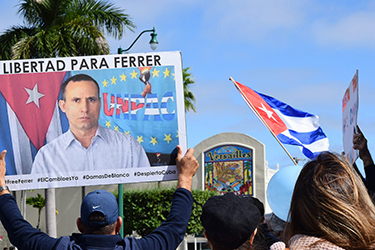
[0,145,198,250]
[200,192,261,250]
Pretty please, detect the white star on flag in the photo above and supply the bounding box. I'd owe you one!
[258,102,278,122]
[25,83,45,108]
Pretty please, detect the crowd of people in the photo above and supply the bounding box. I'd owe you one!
[1,128,374,250]
[1,73,375,249]
[198,126,375,250]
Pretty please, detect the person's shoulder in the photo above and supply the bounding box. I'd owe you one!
[37,131,71,152]
[99,126,134,141]
[289,234,345,250]
[67,233,131,250]
[37,136,62,154]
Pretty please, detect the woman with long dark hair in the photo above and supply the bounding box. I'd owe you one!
[272,152,375,250]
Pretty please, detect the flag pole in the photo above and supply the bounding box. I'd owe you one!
[230,77,298,165]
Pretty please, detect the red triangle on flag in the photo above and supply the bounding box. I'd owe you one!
[234,81,288,136]
[0,72,66,149]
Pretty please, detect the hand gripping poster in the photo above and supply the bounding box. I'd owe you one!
[0,51,186,190]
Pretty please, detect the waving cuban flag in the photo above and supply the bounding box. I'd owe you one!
[232,79,329,159]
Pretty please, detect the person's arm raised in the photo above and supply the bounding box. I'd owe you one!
[0,150,10,196]
[353,126,374,167]
[175,145,199,192]
[135,146,199,250]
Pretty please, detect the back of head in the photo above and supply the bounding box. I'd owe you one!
[287,152,375,249]
[201,193,261,250]
[80,190,119,234]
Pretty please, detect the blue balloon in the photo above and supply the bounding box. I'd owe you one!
[267,165,303,222]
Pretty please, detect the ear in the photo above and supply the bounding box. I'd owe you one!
[59,100,66,113]
[249,228,258,244]
[77,218,84,233]
[115,216,122,235]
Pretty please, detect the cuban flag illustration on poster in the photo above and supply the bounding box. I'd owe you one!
[232,79,329,159]
[0,71,68,175]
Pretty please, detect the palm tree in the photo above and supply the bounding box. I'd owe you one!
[26,193,46,230]
[183,67,197,113]
[0,0,136,59]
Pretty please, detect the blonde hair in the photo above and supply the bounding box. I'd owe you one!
[286,152,375,249]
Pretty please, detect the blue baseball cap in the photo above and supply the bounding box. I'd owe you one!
[81,190,119,227]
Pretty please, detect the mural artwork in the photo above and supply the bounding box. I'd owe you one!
[204,145,253,195]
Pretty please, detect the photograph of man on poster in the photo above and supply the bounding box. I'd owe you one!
[31,74,151,175]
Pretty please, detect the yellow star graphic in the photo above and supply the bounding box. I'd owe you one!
[163,68,170,78]
[120,73,127,81]
[105,121,111,128]
[130,70,138,79]
[111,76,117,85]
[124,131,130,134]
[172,73,175,80]
[137,136,144,144]
[150,137,158,146]
[151,68,160,77]
[114,126,119,131]
[164,134,173,144]
[102,79,109,87]
[176,130,179,137]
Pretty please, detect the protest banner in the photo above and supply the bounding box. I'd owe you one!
[0,51,186,190]
[342,70,359,164]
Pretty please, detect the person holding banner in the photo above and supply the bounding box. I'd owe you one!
[271,152,375,250]
[0,145,199,250]
[31,74,150,175]
[353,125,375,195]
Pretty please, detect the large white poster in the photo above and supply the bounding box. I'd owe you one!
[0,51,186,190]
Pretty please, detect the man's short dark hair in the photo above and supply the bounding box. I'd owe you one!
[61,74,100,100]
[81,211,116,235]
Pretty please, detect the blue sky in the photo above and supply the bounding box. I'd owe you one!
[1,1,375,172]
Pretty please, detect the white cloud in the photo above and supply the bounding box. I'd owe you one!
[201,0,309,42]
[311,11,375,48]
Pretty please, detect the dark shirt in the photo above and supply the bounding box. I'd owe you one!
[253,223,281,250]
[365,163,375,193]
[0,188,193,250]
